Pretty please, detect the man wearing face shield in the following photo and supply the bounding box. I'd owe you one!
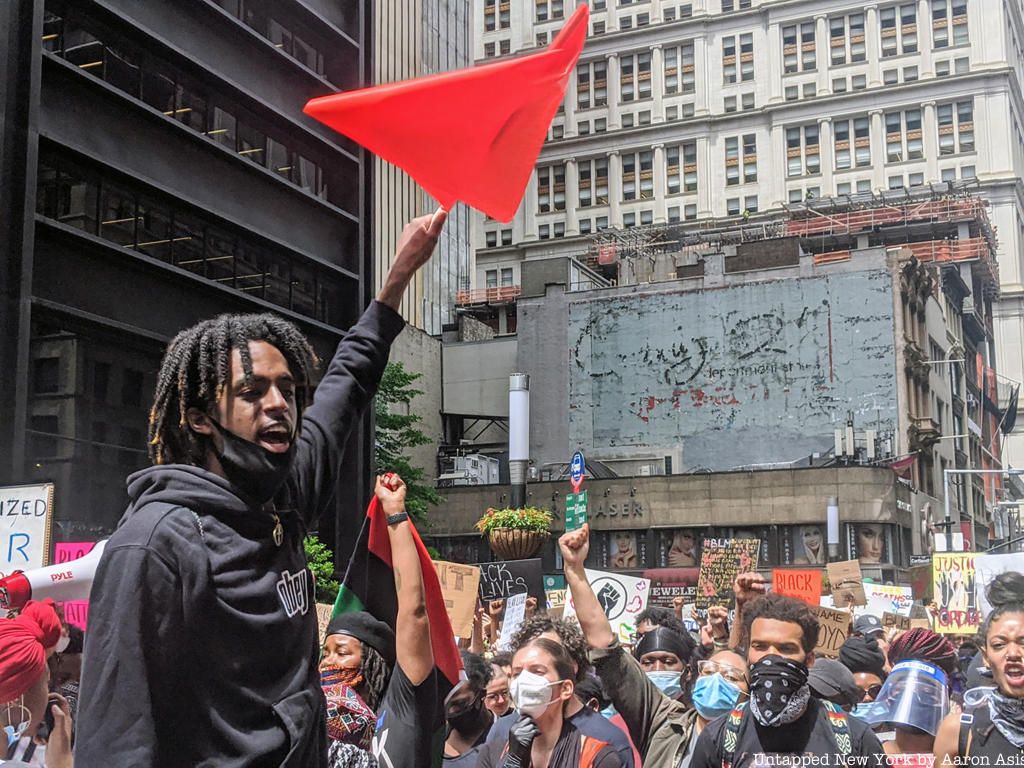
[854,660,949,763]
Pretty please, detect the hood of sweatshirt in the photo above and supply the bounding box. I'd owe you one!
[125,463,260,520]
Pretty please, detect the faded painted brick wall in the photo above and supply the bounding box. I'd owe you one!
[567,269,898,470]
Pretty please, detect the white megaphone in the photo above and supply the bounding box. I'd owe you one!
[0,540,107,611]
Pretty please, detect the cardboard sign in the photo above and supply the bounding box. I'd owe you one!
[975,553,1024,616]
[932,553,980,634]
[811,605,850,658]
[54,541,98,630]
[546,589,566,608]
[0,483,54,577]
[564,568,650,644]
[316,603,333,644]
[565,491,588,531]
[883,611,911,631]
[477,559,545,603]
[498,592,528,650]
[696,538,760,613]
[864,584,913,617]
[827,560,867,607]
[772,569,822,605]
[433,561,481,638]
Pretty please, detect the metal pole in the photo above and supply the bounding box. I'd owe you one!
[509,373,530,509]
[943,468,952,552]
[826,496,840,562]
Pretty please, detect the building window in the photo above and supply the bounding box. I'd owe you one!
[725,134,756,185]
[785,85,798,101]
[500,267,514,286]
[593,21,605,34]
[664,41,696,94]
[724,96,737,113]
[786,124,821,177]
[535,0,564,22]
[637,12,650,26]
[486,231,498,248]
[501,229,513,246]
[484,0,497,31]
[619,16,632,30]
[744,195,758,213]
[883,69,898,85]
[932,0,968,48]
[832,77,847,92]
[596,216,609,230]
[595,118,607,132]
[577,60,608,109]
[783,22,816,73]
[537,163,566,212]
[802,82,815,99]
[33,358,60,394]
[852,74,867,89]
[885,108,923,162]
[666,142,697,195]
[623,212,636,228]
[721,0,752,10]
[622,113,635,128]
[640,210,653,225]
[684,204,697,220]
[938,99,974,154]
[536,32,548,46]
[121,369,144,407]
[741,92,755,110]
[485,269,498,288]
[539,224,551,239]
[727,198,740,215]
[499,39,510,55]
[903,65,918,81]
[880,4,917,57]
[578,157,609,207]
[621,150,654,201]
[830,13,866,65]
[722,34,752,83]
[888,175,904,189]
[668,206,680,222]
[620,51,652,103]
[954,56,969,73]
[909,172,924,187]
[834,116,871,170]
[936,59,950,76]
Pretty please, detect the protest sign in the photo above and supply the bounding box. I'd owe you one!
[477,559,545,603]
[0,483,54,577]
[565,491,588,531]
[498,592,528,650]
[883,611,911,631]
[827,560,867,607]
[546,589,566,608]
[932,553,980,634]
[316,603,333,643]
[864,584,914,617]
[772,569,822,605]
[975,553,1024,616]
[696,538,760,614]
[564,569,650,644]
[811,605,850,658]
[433,560,481,638]
[53,541,98,630]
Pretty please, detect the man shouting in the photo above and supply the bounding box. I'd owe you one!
[77,211,447,767]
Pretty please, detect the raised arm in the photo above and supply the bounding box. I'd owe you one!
[378,473,433,685]
[559,523,615,649]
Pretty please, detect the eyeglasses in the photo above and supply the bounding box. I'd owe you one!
[865,684,883,699]
[697,659,747,685]
[484,689,510,704]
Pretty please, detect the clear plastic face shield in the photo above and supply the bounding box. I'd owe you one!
[857,660,950,736]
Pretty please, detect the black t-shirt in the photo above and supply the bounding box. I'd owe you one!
[371,666,438,768]
[689,699,887,768]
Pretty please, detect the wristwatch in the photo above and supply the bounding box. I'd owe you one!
[386,511,409,526]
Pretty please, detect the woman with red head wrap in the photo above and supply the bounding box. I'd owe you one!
[0,600,73,768]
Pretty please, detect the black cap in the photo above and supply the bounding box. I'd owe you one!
[633,626,690,661]
[326,611,396,667]
[854,614,884,638]
[809,659,865,708]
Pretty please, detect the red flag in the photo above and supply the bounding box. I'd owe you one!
[303,4,589,222]
[888,453,917,476]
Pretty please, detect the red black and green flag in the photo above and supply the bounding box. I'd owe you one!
[332,497,463,766]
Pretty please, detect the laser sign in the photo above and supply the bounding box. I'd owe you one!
[0,483,54,577]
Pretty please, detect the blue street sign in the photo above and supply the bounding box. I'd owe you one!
[570,451,585,486]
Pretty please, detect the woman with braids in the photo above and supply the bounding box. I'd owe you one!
[76,211,447,768]
[934,571,1024,762]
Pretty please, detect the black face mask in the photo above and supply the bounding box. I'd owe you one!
[207,418,295,505]
[447,696,489,736]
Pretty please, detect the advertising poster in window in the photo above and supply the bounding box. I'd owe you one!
[609,531,640,569]
[728,527,771,566]
[587,531,648,570]
[656,528,702,568]
[782,524,828,566]
[846,523,891,564]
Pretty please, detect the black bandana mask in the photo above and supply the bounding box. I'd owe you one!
[748,655,811,727]
[208,418,295,505]
[447,696,489,736]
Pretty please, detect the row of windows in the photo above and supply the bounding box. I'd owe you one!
[36,150,348,327]
[42,7,348,209]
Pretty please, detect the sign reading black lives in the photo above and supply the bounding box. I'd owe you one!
[476,558,545,603]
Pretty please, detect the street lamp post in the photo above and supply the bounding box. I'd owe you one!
[942,467,1024,551]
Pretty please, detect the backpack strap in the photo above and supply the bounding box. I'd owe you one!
[959,711,974,758]
[721,702,748,768]
[819,700,852,756]
[579,735,608,768]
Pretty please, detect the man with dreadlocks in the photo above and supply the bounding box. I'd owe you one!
[75,211,447,768]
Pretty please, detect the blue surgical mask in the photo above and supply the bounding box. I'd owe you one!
[692,673,742,720]
[646,670,682,699]
[850,702,875,720]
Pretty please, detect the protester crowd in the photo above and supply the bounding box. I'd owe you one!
[4,516,1024,767]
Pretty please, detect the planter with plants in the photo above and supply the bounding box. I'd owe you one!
[475,506,552,560]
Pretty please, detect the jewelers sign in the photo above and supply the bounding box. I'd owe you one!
[0,483,54,577]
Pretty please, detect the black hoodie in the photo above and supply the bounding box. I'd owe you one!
[76,301,405,768]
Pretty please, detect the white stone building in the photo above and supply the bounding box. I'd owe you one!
[471,0,1024,463]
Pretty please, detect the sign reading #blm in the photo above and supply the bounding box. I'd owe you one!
[0,483,55,577]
